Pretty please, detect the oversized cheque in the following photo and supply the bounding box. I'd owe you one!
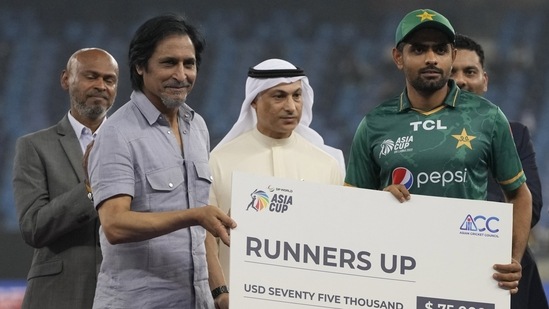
[229,172,512,309]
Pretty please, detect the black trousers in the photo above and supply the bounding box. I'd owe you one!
[511,247,549,309]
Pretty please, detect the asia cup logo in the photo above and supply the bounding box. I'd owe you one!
[379,139,394,157]
[392,167,413,190]
[246,189,270,212]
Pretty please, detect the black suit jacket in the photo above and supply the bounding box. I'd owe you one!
[486,121,547,309]
[12,115,101,309]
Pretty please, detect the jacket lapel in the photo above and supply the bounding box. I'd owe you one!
[57,115,85,182]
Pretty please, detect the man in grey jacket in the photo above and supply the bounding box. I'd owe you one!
[12,47,118,308]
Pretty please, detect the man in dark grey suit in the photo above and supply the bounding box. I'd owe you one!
[12,48,118,308]
[451,34,548,309]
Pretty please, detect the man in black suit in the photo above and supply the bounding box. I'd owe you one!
[12,48,119,308]
[451,33,547,309]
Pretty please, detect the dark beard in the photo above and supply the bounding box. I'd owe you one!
[410,75,448,94]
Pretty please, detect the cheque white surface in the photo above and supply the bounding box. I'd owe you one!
[229,172,512,309]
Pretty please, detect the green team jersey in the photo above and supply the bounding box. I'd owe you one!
[346,80,525,200]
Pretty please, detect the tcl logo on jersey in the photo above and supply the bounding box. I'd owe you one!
[409,120,447,131]
[392,167,468,189]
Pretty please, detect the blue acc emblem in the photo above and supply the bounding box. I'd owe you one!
[460,214,500,233]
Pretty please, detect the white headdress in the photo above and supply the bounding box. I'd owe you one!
[215,58,345,173]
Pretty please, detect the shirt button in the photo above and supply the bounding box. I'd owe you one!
[183,130,188,134]
[168,183,174,188]
[167,130,172,134]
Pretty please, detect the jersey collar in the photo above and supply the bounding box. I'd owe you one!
[398,79,461,112]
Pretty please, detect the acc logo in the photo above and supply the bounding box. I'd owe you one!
[246,188,293,213]
[460,214,500,235]
[392,167,414,190]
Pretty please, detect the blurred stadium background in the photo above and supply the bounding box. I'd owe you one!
[1,0,548,307]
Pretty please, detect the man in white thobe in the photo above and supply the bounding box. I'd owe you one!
[208,58,345,284]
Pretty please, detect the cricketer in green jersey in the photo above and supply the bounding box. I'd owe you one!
[345,9,532,295]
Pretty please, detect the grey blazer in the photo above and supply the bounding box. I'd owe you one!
[12,115,101,309]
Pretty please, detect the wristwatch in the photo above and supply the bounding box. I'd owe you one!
[211,285,229,299]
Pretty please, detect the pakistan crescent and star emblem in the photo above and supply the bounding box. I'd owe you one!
[452,128,476,149]
[416,11,435,22]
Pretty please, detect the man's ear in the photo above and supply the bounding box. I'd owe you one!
[392,48,404,70]
[136,64,144,75]
[60,70,70,90]
[483,71,489,93]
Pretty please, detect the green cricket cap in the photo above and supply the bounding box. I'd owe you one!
[395,9,455,46]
